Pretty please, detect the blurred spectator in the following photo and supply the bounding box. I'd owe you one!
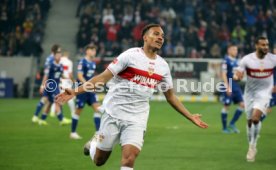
[0,0,51,58]
[76,0,276,58]
[174,41,185,56]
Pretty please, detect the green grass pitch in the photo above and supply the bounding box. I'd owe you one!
[0,99,276,170]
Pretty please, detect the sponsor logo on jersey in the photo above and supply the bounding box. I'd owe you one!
[132,74,160,88]
[118,67,162,88]
[246,68,273,78]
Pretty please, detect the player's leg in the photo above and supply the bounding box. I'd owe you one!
[246,109,262,162]
[262,97,275,121]
[246,98,269,162]
[121,145,140,170]
[55,102,71,125]
[49,102,56,117]
[120,122,145,169]
[228,89,244,133]
[89,93,101,132]
[221,92,231,133]
[92,102,101,132]
[32,96,47,123]
[84,113,119,166]
[39,101,52,125]
[70,94,85,139]
[67,97,76,116]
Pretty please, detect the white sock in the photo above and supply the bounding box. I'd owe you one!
[251,122,262,147]
[72,113,79,120]
[94,112,101,118]
[121,167,133,170]
[246,124,252,143]
[89,138,97,161]
[51,103,55,113]
[68,99,75,115]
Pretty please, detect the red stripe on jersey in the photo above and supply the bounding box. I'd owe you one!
[118,67,163,88]
[246,68,273,78]
[63,65,68,70]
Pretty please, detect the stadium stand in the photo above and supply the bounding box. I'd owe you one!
[0,0,51,58]
[76,0,276,58]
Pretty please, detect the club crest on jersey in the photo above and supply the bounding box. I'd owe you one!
[148,67,154,76]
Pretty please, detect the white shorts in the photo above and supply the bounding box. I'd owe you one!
[244,96,270,120]
[60,79,73,92]
[96,113,145,151]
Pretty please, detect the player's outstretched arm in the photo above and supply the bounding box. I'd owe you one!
[55,69,113,104]
[163,89,208,129]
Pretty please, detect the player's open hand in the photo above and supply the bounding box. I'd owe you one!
[190,114,208,129]
[233,71,244,81]
[55,88,75,105]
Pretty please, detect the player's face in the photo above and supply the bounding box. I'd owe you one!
[144,27,164,50]
[228,46,238,57]
[256,39,269,55]
[86,48,96,57]
[54,49,62,63]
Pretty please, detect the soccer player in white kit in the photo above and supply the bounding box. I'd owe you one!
[55,24,208,170]
[60,51,75,114]
[234,37,276,162]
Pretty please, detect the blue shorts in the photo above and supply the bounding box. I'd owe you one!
[42,88,60,103]
[221,87,243,106]
[269,94,276,107]
[76,92,98,109]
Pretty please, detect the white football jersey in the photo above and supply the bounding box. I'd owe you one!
[102,47,173,128]
[237,52,276,99]
[60,57,73,78]
[60,57,73,88]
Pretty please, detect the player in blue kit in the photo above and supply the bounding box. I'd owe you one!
[32,44,59,123]
[70,45,101,139]
[221,44,244,133]
[265,46,276,117]
[33,46,71,125]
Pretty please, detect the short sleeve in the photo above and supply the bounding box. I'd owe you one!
[222,60,227,72]
[77,60,84,74]
[44,64,50,76]
[107,52,129,75]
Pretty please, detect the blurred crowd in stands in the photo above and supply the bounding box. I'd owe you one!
[76,0,276,58]
[0,0,51,57]
[1,0,276,59]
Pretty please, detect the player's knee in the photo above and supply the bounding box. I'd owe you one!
[121,154,137,167]
[251,116,260,124]
[94,156,107,166]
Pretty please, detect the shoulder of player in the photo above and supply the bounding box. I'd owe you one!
[241,52,255,60]
[78,58,86,64]
[119,47,141,56]
[267,52,276,58]
[156,55,170,68]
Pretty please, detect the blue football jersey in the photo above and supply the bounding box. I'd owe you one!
[222,55,240,89]
[44,54,54,68]
[273,68,276,85]
[77,58,96,82]
[44,62,63,84]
